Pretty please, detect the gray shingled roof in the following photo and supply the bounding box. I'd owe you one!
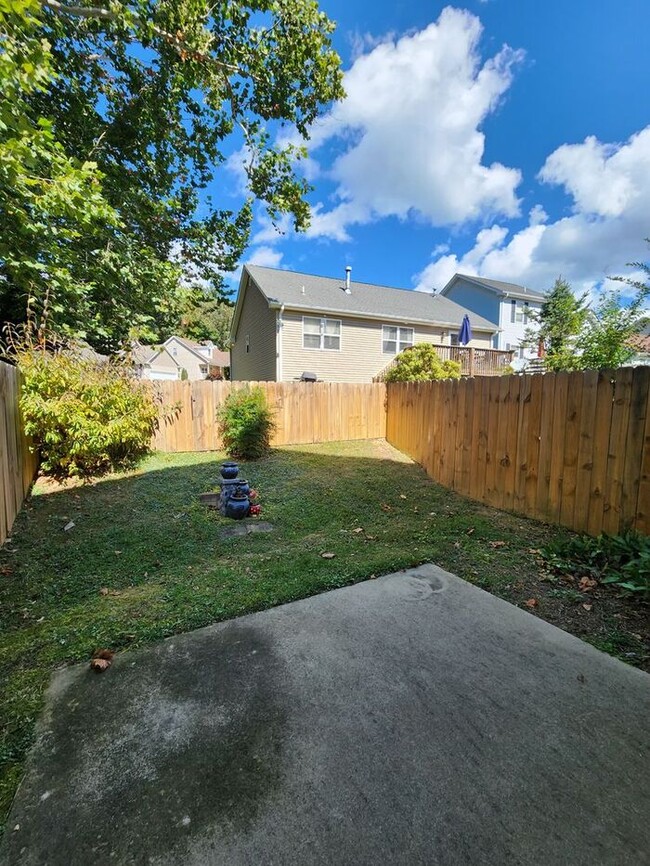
[245,265,498,332]
[130,342,156,365]
[449,273,546,301]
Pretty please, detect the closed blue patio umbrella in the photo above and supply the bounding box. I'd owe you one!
[458,314,472,346]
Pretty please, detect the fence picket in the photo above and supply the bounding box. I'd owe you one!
[386,369,650,536]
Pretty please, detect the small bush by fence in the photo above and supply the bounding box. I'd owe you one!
[0,361,39,544]
[386,368,650,536]
[151,380,387,452]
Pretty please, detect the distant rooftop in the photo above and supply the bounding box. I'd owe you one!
[444,273,546,302]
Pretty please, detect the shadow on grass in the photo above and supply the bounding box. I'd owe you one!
[0,440,565,825]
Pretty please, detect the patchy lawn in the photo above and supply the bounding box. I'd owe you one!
[1,439,648,828]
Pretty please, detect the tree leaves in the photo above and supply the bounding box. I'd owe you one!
[1,0,344,350]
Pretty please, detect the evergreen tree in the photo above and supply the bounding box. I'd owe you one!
[527,277,588,371]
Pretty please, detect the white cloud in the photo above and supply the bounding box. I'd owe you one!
[247,246,284,268]
[303,7,524,240]
[250,213,293,246]
[415,126,650,296]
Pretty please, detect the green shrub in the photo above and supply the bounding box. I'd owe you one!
[216,386,275,459]
[384,343,462,382]
[18,349,159,480]
[543,531,650,601]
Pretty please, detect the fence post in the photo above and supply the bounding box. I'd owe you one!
[469,348,475,377]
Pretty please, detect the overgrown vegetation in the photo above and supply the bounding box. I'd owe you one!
[527,255,649,372]
[544,531,650,601]
[384,343,462,382]
[0,0,344,351]
[216,386,275,459]
[18,348,159,480]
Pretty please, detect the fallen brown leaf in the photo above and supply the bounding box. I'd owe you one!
[380,503,392,512]
[582,603,593,612]
[527,548,542,555]
[321,552,336,559]
[466,527,475,535]
[524,598,538,608]
[489,540,507,548]
[99,587,110,596]
[453,541,462,549]
[399,494,407,500]
[90,649,115,674]
[352,527,364,534]
[578,576,597,592]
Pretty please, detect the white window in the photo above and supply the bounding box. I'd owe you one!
[302,316,341,350]
[510,300,528,324]
[382,325,414,354]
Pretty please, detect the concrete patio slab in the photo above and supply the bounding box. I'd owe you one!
[2,565,649,866]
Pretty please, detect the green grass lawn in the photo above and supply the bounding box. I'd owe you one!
[1,438,645,828]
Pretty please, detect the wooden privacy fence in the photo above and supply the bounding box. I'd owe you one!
[0,361,39,544]
[386,368,650,536]
[152,380,387,452]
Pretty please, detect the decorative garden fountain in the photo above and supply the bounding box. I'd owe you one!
[217,461,260,519]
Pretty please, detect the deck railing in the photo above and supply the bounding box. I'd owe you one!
[374,343,514,380]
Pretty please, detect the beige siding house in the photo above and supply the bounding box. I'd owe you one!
[133,337,230,381]
[231,265,499,383]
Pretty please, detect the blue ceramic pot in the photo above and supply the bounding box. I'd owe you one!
[235,479,250,496]
[220,461,239,480]
[225,492,250,520]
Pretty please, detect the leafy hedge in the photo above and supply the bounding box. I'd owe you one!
[216,386,275,459]
[384,343,461,382]
[19,350,159,480]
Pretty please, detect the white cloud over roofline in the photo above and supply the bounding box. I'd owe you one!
[414,127,650,298]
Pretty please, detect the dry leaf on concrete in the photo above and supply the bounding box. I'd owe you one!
[90,649,115,673]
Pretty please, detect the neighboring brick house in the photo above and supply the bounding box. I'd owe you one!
[440,274,545,366]
[132,336,230,381]
[230,265,500,383]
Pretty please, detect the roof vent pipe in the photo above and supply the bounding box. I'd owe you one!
[345,266,351,293]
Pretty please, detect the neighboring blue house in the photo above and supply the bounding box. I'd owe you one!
[440,274,545,367]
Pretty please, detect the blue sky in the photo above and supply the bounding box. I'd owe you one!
[225,0,650,298]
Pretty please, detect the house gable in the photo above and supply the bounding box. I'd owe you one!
[439,277,501,326]
[230,270,277,381]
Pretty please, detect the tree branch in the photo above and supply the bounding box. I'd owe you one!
[40,0,242,74]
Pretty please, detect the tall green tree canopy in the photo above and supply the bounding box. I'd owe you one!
[0,0,343,351]
[176,291,233,346]
[527,277,588,371]
[528,255,649,372]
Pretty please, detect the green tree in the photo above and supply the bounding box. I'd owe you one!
[176,291,234,347]
[574,289,648,370]
[383,344,461,382]
[573,250,649,370]
[0,0,344,351]
[527,277,588,372]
